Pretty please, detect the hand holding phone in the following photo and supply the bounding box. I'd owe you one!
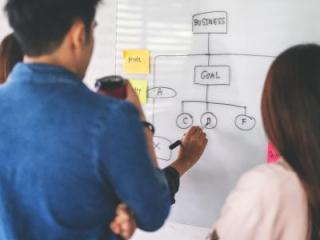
[95,75,127,99]
[95,75,145,120]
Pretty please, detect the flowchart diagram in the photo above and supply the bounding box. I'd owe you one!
[148,11,275,162]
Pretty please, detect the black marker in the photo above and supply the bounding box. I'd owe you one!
[169,140,182,150]
[169,124,208,150]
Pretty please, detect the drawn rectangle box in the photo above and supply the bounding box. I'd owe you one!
[194,65,230,85]
[192,11,228,34]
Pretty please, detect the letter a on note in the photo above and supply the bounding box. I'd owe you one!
[123,50,150,74]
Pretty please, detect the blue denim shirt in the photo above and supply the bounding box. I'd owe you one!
[0,63,171,240]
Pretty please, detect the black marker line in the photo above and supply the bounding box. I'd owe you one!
[182,100,247,112]
[192,10,227,18]
[205,86,210,112]
[208,33,210,54]
[181,100,185,113]
[154,53,276,59]
[154,136,173,161]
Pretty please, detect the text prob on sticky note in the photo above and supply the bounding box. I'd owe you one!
[123,50,150,74]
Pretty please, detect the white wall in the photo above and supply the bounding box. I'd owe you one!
[0,0,11,39]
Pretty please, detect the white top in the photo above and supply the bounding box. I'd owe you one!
[214,159,308,240]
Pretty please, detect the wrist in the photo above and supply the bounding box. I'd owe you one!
[170,158,190,176]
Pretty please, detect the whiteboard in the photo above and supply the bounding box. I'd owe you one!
[111,0,320,239]
[115,0,269,228]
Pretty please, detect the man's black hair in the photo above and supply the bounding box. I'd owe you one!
[5,0,102,56]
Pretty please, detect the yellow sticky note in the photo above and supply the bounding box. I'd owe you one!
[123,50,150,74]
[129,79,148,104]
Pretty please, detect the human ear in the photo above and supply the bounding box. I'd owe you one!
[69,20,87,52]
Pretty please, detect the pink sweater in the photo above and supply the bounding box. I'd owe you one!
[214,159,308,240]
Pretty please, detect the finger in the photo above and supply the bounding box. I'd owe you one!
[199,132,206,140]
[124,229,136,240]
[115,212,130,223]
[116,203,128,213]
[121,230,131,240]
[188,126,198,135]
[193,127,204,138]
[116,204,131,219]
[110,222,121,235]
[191,126,203,137]
[119,219,132,231]
[182,128,195,143]
[125,80,133,92]
[201,138,208,148]
[183,127,202,144]
[125,81,132,96]
[125,81,141,102]
[120,220,136,239]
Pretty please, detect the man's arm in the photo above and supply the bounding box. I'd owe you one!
[103,83,207,232]
[100,100,171,232]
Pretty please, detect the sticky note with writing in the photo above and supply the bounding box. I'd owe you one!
[267,142,280,163]
[129,79,148,104]
[123,50,150,74]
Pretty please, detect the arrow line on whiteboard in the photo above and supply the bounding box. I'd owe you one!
[182,100,247,113]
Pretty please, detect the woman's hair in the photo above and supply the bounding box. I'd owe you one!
[0,33,23,84]
[262,44,320,239]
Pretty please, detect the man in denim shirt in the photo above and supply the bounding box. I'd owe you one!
[0,0,208,239]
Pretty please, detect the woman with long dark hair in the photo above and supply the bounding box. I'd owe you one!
[0,33,23,83]
[261,44,320,239]
[209,44,320,240]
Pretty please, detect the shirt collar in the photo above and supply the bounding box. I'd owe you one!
[8,63,83,86]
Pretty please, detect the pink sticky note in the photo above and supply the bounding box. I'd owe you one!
[268,143,280,163]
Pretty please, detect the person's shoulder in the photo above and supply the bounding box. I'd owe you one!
[85,89,138,116]
[97,95,139,118]
[236,160,302,198]
[90,93,140,129]
[238,161,286,186]
[216,160,307,239]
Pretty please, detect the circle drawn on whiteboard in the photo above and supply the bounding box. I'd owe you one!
[176,113,193,129]
[200,112,218,129]
[234,114,256,131]
[153,136,172,162]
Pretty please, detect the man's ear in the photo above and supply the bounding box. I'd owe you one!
[68,20,87,51]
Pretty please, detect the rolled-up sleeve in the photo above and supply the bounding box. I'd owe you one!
[100,101,171,231]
